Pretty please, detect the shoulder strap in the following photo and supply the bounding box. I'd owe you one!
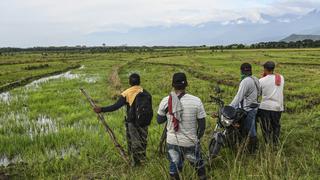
[241,77,259,108]
[249,76,260,102]
[178,92,185,99]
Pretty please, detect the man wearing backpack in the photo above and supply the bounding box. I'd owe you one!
[94,73,153,166]
[258,61,284,146]
[230,63,261,153]
[157,72,207,180]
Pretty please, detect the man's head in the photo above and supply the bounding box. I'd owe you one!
[129,73,140,86]
[240,63,252,76]
[263,61,276,74]
[172,72,188,90]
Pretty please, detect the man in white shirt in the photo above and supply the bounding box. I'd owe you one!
[258,61,284,146]
[157,72,207,180]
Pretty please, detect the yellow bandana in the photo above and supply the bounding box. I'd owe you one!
[121,85,143,106]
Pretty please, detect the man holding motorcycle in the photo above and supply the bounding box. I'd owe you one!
[230,63,261,153]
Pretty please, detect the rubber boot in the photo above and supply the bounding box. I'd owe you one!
[248,136,258,154]
[197,166,207,180]
[170,173,180,180]
[131,154,141,167]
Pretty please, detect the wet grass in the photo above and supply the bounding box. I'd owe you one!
[0,49,319,179]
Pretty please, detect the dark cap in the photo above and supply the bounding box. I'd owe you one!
[240,63,252,75]
[172,72,188,89]
[263,61,275,71]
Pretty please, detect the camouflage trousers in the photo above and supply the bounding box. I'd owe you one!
[125,122,148,165]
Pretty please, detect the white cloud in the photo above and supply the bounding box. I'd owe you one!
[0,0,319,46]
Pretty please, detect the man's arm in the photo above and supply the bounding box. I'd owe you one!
[157,98,168,124]
[197,100,207,139]
[94,96,126,113]
[230,81,247,108]
[157,114,167,124]
[197,118,206,139]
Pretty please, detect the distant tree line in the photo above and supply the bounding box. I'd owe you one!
[1,39,320,53]
[0,46,155,54]
[210,39,320,50]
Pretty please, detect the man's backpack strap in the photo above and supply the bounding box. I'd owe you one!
[249,76,260,102]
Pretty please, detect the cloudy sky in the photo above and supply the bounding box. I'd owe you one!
[1,0,320,47]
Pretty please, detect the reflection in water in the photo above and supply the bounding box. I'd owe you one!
[0,92,10,104]
[29,115,58,140]
[26,71,79,89]
[85,77,98,83]
[0,155,22,167]
[46,145,80,159]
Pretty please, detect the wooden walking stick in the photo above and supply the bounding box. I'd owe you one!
[80,88,129,163]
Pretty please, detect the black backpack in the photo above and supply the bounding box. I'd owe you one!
[130,90,153,127]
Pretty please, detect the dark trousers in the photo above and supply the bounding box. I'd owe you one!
[125,122,148,164]
[258,109,282,145]
[241,109,257,137]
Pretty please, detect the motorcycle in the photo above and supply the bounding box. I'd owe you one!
[208,87,248,158]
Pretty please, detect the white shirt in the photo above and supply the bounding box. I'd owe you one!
[259,74,285,111]
[157,94,206,147]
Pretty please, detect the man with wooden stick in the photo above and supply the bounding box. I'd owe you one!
[157,72,207,180]
[94,73,153,166]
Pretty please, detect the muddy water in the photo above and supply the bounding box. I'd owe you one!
[85,77,98,83]
[26,71,80,89]
[1,111,58,138]
[0,92,10,104]
[0,156,9,167]
[0,155,22,167]
[46,145,80,159]
[28,115,58,139]
[0,70,81,105]
[0,67,91,167]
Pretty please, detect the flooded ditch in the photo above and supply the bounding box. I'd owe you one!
[0,65,81,93]
[0,64,103,168]
[0,92,10,104]
[26,71,80,89]
[0,155,22,167]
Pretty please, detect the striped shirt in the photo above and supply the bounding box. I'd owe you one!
[158,93,206,147]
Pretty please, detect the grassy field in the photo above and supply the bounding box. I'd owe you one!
[0,49,319,179]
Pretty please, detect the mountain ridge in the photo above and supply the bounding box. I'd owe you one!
[281,34,320,42]
[87,9,320,45]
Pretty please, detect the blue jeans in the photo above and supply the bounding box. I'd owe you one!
[242,109,257,137]
[167,143,205,175]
